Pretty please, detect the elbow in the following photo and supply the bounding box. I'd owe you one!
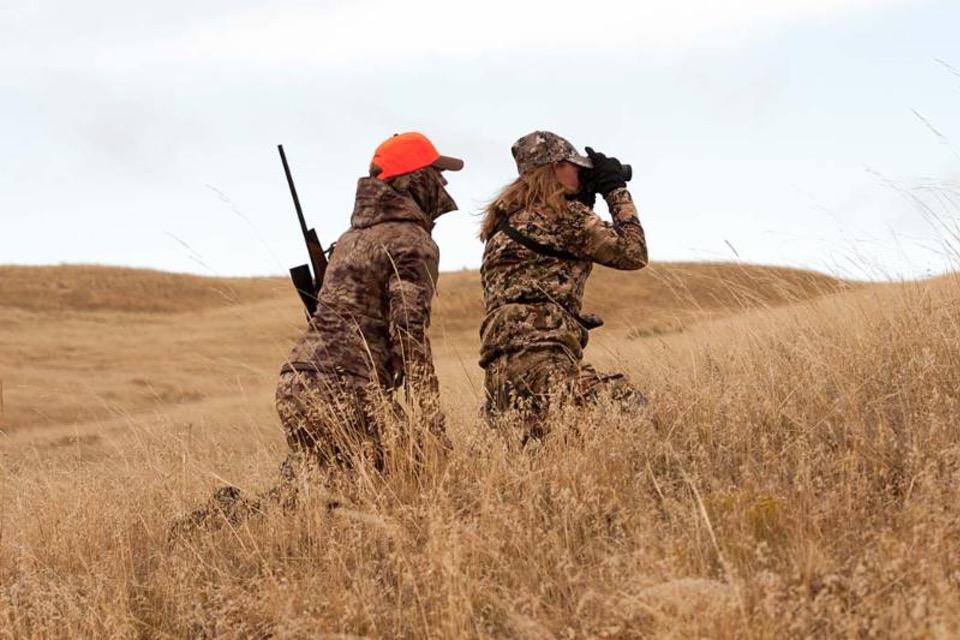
[601,252,647,271]
[634,244,650,269]
[623,250,649,271]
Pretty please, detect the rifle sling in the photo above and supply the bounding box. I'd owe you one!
[491,212,601,330]
[492,216,582,262]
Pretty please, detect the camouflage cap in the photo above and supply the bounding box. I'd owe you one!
[511,131,593,175]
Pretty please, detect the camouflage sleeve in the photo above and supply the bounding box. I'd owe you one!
[569,188,648,270]
[385,238,444,425]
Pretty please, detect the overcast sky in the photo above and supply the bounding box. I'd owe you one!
[2,0,959,280]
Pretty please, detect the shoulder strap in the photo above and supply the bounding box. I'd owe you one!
[493,214,581,262]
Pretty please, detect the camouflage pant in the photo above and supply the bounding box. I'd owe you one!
[483,345,646,440]
[170,371,375,539]
[275,370,388,470]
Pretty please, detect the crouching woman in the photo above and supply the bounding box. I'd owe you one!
[478,131,648,441]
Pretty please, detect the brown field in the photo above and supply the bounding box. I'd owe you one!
[1,262,958,638]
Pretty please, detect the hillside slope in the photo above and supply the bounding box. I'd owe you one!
[0,262,849,433]
[0,265,287,313]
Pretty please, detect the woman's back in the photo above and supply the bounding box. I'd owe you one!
[285,176,439,386]
[479,202,596,366]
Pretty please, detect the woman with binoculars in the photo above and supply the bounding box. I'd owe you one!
[478,131,649,442]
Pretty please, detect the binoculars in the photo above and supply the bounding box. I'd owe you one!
[616,164,633,183]
[580,161,632,194]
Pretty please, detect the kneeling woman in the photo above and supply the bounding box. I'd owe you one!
[479,131,648,440]
[278,132,462,471]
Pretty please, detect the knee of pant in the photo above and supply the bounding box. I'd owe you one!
[285,424,319,452]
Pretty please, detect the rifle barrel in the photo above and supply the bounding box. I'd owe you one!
[278,144,309,237]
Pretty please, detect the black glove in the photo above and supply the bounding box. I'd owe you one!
[585,147,627,197]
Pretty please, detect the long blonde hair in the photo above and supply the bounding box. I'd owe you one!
[479,165,569,240]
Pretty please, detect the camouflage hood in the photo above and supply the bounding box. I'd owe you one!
[351,168,456,232]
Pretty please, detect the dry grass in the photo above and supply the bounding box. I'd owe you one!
[2,263,958,638]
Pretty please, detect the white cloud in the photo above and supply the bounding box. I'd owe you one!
[9,0,925,73]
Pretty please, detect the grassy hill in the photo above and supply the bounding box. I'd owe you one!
[0,265,287,314]
[0,261,845,316]
[0,262,847,433]
[2,263,958,638]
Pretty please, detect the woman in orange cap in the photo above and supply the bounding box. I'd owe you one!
[276,132,463,475]
[172,133,463,533]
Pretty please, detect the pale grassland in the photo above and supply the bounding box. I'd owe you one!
[1,263,958,638]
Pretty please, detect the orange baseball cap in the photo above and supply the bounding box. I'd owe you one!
[371,132,464,180]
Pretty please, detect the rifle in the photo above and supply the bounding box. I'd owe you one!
[278,144,329,317]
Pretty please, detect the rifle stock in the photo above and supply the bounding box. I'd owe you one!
[304,228,328,287]
[289,264,316,315]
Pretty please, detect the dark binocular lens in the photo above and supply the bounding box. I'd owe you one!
[582,164,632,182]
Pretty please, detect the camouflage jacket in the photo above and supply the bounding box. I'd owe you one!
[284,176,440,394]
[479,188,647,367]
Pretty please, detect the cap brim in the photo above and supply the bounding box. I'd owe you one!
[432,155,464,172]
[567,153,593,169]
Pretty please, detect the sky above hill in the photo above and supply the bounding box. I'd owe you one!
[2,0,959,280]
